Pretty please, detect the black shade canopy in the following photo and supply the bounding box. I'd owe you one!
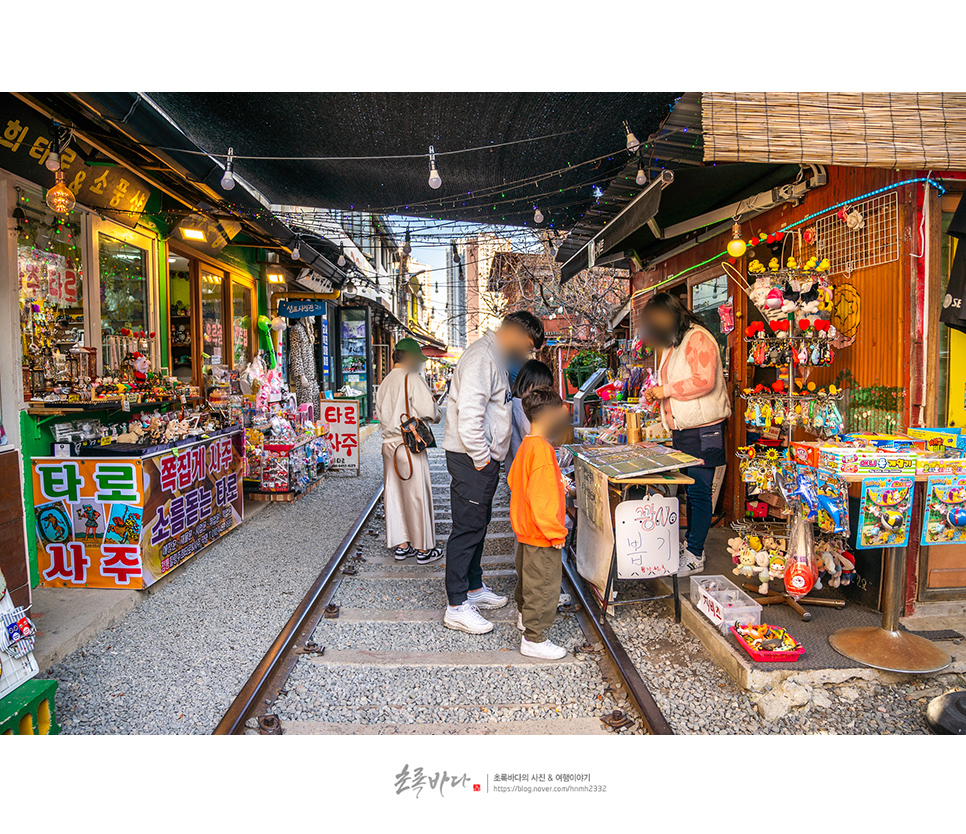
[146,92,682,228]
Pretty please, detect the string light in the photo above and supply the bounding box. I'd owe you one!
[290,236,301,260]
[533,207,544,224]
[220,148,236,190]
[342,278,357,298]
[635,156,647,186]
[427,146,442,190]
[45,147,61,172]
[337,243,346,267]
[623,120,641,153]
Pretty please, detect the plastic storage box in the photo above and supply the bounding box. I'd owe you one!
[690,575,762,633]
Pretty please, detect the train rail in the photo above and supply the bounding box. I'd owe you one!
[214,436,673,736]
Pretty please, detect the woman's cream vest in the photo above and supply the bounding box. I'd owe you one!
[657,325,732,431]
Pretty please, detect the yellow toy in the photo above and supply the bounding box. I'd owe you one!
[768,257,780,272]
[787,256,798,269]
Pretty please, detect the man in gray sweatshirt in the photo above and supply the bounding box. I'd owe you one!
[442,310,545,634]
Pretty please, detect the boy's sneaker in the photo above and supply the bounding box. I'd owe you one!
[677,546,705,577]
[415,547,443,565]
[520,636,568,660]
[466,584,508,609]
[516,613,526,632]
[443,602,494,634]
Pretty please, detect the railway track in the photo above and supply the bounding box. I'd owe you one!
[214,423,672,736]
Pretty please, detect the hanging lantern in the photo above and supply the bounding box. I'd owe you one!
[46,171,75,215]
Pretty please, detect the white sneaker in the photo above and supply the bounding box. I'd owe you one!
[516,613,526,632]
[520,636,568,660]
[677,547,706,577]
[466,584,508,609]
[443,602,494,634]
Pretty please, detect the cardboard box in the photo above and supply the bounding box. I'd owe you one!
[817,446,917,475]
[907,427,966,451]
[916,456,966,476]
[791,441,820,467]
[841,433,926,452]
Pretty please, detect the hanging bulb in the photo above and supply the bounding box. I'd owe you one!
[46,170,75,214]
[342,278,357,298]
[533,207,544,224]
[727,219,747,258]
[220,147,236,191]
[45,149,61,172]
[636,163,647,186]
[623,120,641,153]
[403,228,412,255]
[291,238,301,260]
[337,243,346,267]
[557,306,564,314]
[427,145,442,189]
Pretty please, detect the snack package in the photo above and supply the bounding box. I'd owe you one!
[784,511,817,598]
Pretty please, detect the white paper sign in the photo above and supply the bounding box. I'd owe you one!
[614,496,679,580]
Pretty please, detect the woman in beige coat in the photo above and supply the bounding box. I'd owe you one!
[375,338,442,565]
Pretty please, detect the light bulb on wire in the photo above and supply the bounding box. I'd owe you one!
[337,244,346,267]
[427,145,442,189]
[635,162,647,186]
[342,278,357,298]
[220,147,236,191]
[727,219,747,258]
[533,207,544,224]
[46,170,75,214]
[291,237,301,260]
[45,148,61,172]
[623,120,641,153]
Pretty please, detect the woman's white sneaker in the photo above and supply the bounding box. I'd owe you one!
[443,602,494,634]
[466,584,508,609]
[516,613,526,632]
[520,636,568,660]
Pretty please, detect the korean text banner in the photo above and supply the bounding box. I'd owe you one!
[32,432,243,590]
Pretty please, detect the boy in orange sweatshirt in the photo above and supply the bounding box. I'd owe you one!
[507,386,571,660]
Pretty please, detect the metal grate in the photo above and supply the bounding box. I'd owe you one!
[808,192,900,275]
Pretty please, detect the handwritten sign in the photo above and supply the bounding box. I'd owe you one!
[614,496,679,580]
[323,397,360,474]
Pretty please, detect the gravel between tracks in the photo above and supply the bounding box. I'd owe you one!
[42,432,386,735]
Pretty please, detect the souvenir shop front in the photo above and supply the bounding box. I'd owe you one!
[567,164,966,678]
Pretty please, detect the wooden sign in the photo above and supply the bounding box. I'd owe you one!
[614,496,679,580]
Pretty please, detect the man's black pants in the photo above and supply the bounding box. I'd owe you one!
[445,451,500,606]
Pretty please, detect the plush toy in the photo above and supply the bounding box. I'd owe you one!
[755,550,772,594]
[734,550,758,578]
[131,352,150,382]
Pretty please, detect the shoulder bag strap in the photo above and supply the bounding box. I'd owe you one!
[402,372,412,419]
[393,440,414,481]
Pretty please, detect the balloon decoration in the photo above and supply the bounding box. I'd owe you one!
[257,314,276,368]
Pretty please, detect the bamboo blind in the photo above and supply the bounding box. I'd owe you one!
[702,92,966,169]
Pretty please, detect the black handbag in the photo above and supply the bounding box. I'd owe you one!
[394,374,436,481]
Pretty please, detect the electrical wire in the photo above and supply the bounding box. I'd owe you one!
[154,126,597,162]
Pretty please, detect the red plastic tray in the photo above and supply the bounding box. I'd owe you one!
[730,625,804,663]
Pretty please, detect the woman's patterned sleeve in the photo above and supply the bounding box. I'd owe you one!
[667,330,718,401]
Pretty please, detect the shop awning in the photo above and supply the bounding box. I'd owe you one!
[558,161,804,281]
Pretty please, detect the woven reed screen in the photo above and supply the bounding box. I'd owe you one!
[703,92,966,169]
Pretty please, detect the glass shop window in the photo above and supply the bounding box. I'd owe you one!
[201,269,225,370]
[691,274,730,360]
[231,279,254,370]
[15,185,86,400]
[98,235,149,370]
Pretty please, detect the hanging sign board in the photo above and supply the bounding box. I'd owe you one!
[0,94,155,225]
[278,299,328,319]
[614,496,679,579]
[322,397,360,474]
